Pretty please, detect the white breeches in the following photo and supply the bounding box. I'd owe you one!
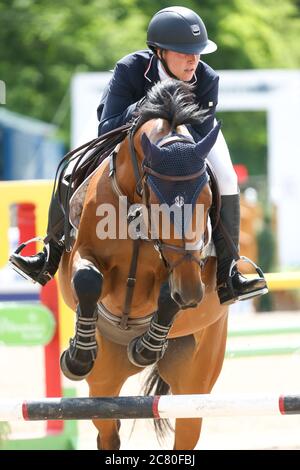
[207,121,238,196]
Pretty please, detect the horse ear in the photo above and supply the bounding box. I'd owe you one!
[195,121,222,159]
[141,133,161,163]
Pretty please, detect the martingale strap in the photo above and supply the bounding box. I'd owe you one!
[109,135,145,330]
[119,238,141,330]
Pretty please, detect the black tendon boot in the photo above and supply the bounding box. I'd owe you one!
[127,281,180,367]
[214,194,268,305]
[60,265,102,380]
[60,306,98,381]
[127,312,172,367]
[9,238,64,286]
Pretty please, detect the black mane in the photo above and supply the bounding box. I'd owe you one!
[137,79,207,131]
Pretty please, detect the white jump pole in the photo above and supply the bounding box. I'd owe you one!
[0,393,299,422]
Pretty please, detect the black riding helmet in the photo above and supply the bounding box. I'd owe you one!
[147,6,217,55]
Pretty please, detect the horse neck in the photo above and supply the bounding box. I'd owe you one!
[116,119,172,201]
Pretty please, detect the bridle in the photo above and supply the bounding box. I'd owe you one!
[128,123,212,274]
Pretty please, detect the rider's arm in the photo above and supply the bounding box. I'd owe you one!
[97,62,142,136]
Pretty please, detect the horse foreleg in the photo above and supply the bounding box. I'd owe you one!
[95,419,121,450]
[60,259,103,380]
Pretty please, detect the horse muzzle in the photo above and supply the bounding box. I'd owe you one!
[170,274,205,309]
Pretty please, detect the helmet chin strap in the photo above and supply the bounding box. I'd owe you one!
[157,49,179,80]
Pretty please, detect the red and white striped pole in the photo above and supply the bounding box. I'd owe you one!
[0,394,299,422]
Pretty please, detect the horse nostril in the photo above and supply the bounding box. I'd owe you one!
[173,292,183,306]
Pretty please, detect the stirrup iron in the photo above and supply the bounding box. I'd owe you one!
[9,237,50,284]
[223,256,268,302]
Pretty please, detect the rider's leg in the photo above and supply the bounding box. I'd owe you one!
[128,280,180,367]
[9,181,67,286]
[207,124,267,305]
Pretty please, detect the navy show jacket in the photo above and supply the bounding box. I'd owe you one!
[97,50,219,141]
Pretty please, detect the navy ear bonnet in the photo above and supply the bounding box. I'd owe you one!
[145,140,208,209]
[141,122,221,209]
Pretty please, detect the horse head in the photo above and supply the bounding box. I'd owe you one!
[134,79,221,309]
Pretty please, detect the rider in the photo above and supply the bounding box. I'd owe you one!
[10,6,267,305]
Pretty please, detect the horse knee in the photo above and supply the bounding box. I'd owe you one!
[73,265,103,312]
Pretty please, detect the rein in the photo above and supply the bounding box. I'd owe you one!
[46,123,132,250]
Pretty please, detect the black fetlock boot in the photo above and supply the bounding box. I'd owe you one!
[9,238,64,286]
[127,312,172,367]
[214,194,268,305]
[60,306,98,381]
[127,281,179,367]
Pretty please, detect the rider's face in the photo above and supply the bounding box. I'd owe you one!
[159,50,200,81]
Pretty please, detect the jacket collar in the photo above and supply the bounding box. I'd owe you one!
[144,52,198,87]
[144,53,159,88]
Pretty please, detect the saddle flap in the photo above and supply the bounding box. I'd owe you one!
[69,158,109,229]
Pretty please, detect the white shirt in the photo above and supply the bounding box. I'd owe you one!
[157,59,197,85]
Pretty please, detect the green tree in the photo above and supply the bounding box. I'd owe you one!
[0,0,299,147]
[0,0,148,141]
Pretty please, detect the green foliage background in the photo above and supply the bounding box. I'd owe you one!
[0,0,299,174]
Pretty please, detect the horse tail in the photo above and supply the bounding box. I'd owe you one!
[142,365,173,442]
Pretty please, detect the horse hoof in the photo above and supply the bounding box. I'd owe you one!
[127,337,148,367]
[60,350,94,381]
[127,337,168,368]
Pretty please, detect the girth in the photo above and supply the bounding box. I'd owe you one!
[96,302,154,345]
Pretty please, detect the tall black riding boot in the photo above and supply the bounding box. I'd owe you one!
[9,190,66,286]
[213,194,268,305]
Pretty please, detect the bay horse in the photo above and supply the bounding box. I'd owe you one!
[58,79,229,450]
